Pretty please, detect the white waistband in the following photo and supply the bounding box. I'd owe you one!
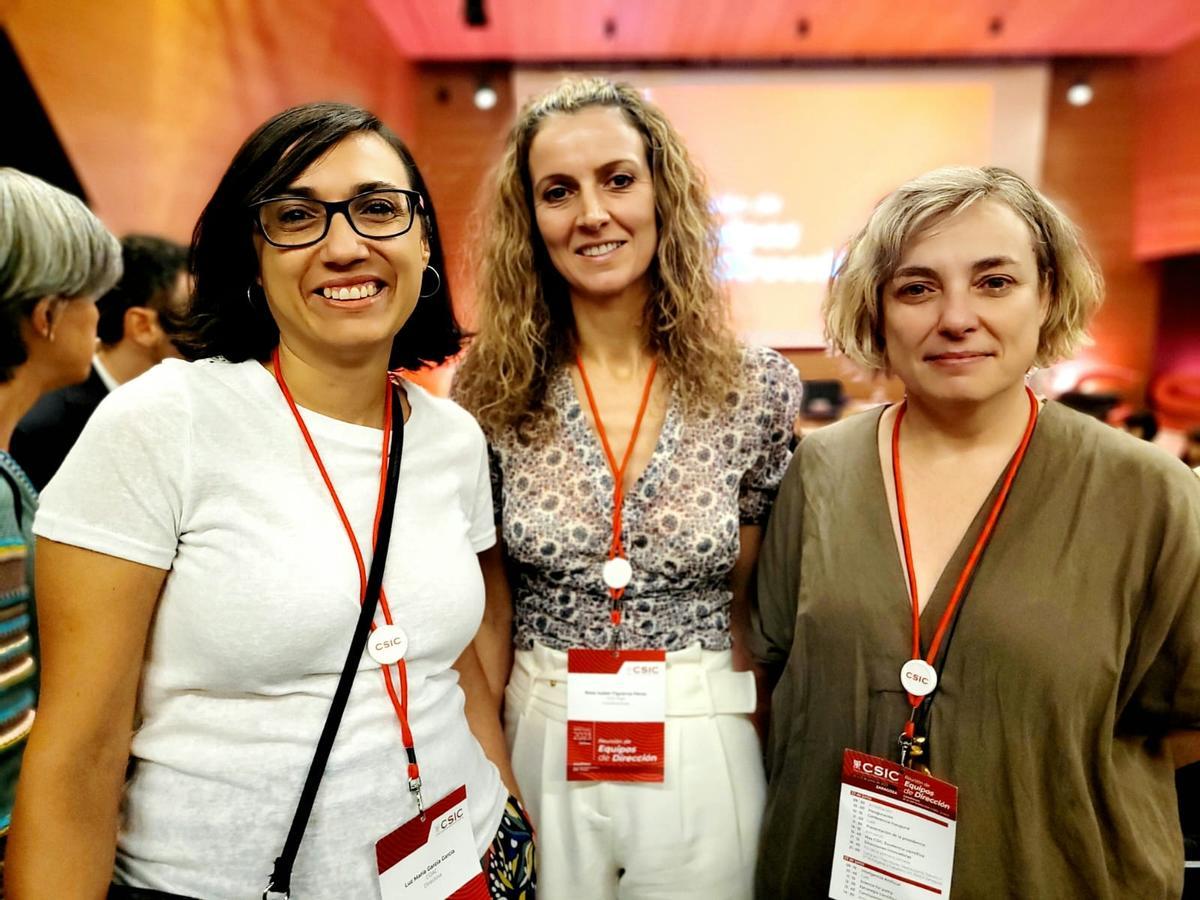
[506,641,757,718]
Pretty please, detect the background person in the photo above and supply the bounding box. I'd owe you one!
[5,103,530,899]
[1183,427,1200,471]
[454,77,800,899]
[0,166,121,894]
[754,166,1200,899]
[11,234,187,489]
[1120,408,1159,443]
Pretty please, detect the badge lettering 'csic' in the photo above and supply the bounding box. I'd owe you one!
[853,758,902,783]
[435,807,465,834]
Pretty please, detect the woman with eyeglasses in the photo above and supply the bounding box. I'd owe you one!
[7,104,534,899]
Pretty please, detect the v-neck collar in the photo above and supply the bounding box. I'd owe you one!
[552,365,680,528]
[867,402,1050,651]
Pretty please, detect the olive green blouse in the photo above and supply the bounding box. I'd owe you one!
[754,402,1200,899]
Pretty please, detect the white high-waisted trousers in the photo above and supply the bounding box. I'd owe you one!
[505,642,766,900]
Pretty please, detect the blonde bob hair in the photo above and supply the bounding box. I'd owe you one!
[824,165,1103,372]
[454,77,739,440]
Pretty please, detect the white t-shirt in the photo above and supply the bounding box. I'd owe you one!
[35,357,506,899]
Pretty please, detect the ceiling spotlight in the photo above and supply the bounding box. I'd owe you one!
[1066,80,1094,107]
[473,83,498,111]
[465,0,487,27]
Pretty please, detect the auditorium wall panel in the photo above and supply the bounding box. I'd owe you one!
[1042,60,1161,398]
[1,0,417,241]
[1135,37,1200,260]
[411,67,516,324]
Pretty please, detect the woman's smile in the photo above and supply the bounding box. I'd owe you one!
[313,276,388,310]
[575,240,626,260]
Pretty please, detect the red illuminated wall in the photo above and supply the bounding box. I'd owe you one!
[1042,60,1161,398]
[1135,37,1200,260]
[1136,36,1200,427]
[1,0,418,242]
[411,68,516,322]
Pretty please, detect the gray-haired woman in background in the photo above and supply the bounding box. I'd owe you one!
[0,167,121,889]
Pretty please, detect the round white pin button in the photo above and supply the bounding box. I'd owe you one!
[899,659,938,696]
[602,556,633,590]
[367,624,409,666]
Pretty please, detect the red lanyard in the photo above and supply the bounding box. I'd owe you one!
[892,386,1039,737]
[574,353,658,630]
[271,349,424,809]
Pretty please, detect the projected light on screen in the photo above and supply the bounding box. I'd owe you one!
[651,81,994,346]
[515,67,1048,349]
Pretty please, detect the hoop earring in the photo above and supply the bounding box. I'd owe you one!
[419,265,442,299]
[246,284,270,316]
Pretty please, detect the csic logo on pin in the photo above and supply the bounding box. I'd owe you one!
[367,624,409,666]
[899,659,938,696]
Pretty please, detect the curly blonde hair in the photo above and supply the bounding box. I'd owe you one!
[824,165,1103,371]
[454,77,740,440]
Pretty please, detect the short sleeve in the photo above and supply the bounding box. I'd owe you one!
[1122,467,1200,734]
[466,427,498,554]
[738,348,802,525]
[33,367,190,570]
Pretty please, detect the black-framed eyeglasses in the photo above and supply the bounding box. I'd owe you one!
[250,188,424,249]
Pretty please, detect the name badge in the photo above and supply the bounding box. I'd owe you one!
[376,785,486,900]
[566,648,666,782]
[829,749,958,900]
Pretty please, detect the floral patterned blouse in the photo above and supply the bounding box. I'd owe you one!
[489,345,801,652]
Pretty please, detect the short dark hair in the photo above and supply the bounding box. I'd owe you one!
[96,234,188,346]
[182,102,462,370]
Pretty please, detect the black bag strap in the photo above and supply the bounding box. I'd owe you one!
[0,465,24,527]
[264,380,405,900]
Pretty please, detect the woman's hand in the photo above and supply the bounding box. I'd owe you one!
[453,642,521,804]
[5,540,165,899]
[453,542,521,803]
